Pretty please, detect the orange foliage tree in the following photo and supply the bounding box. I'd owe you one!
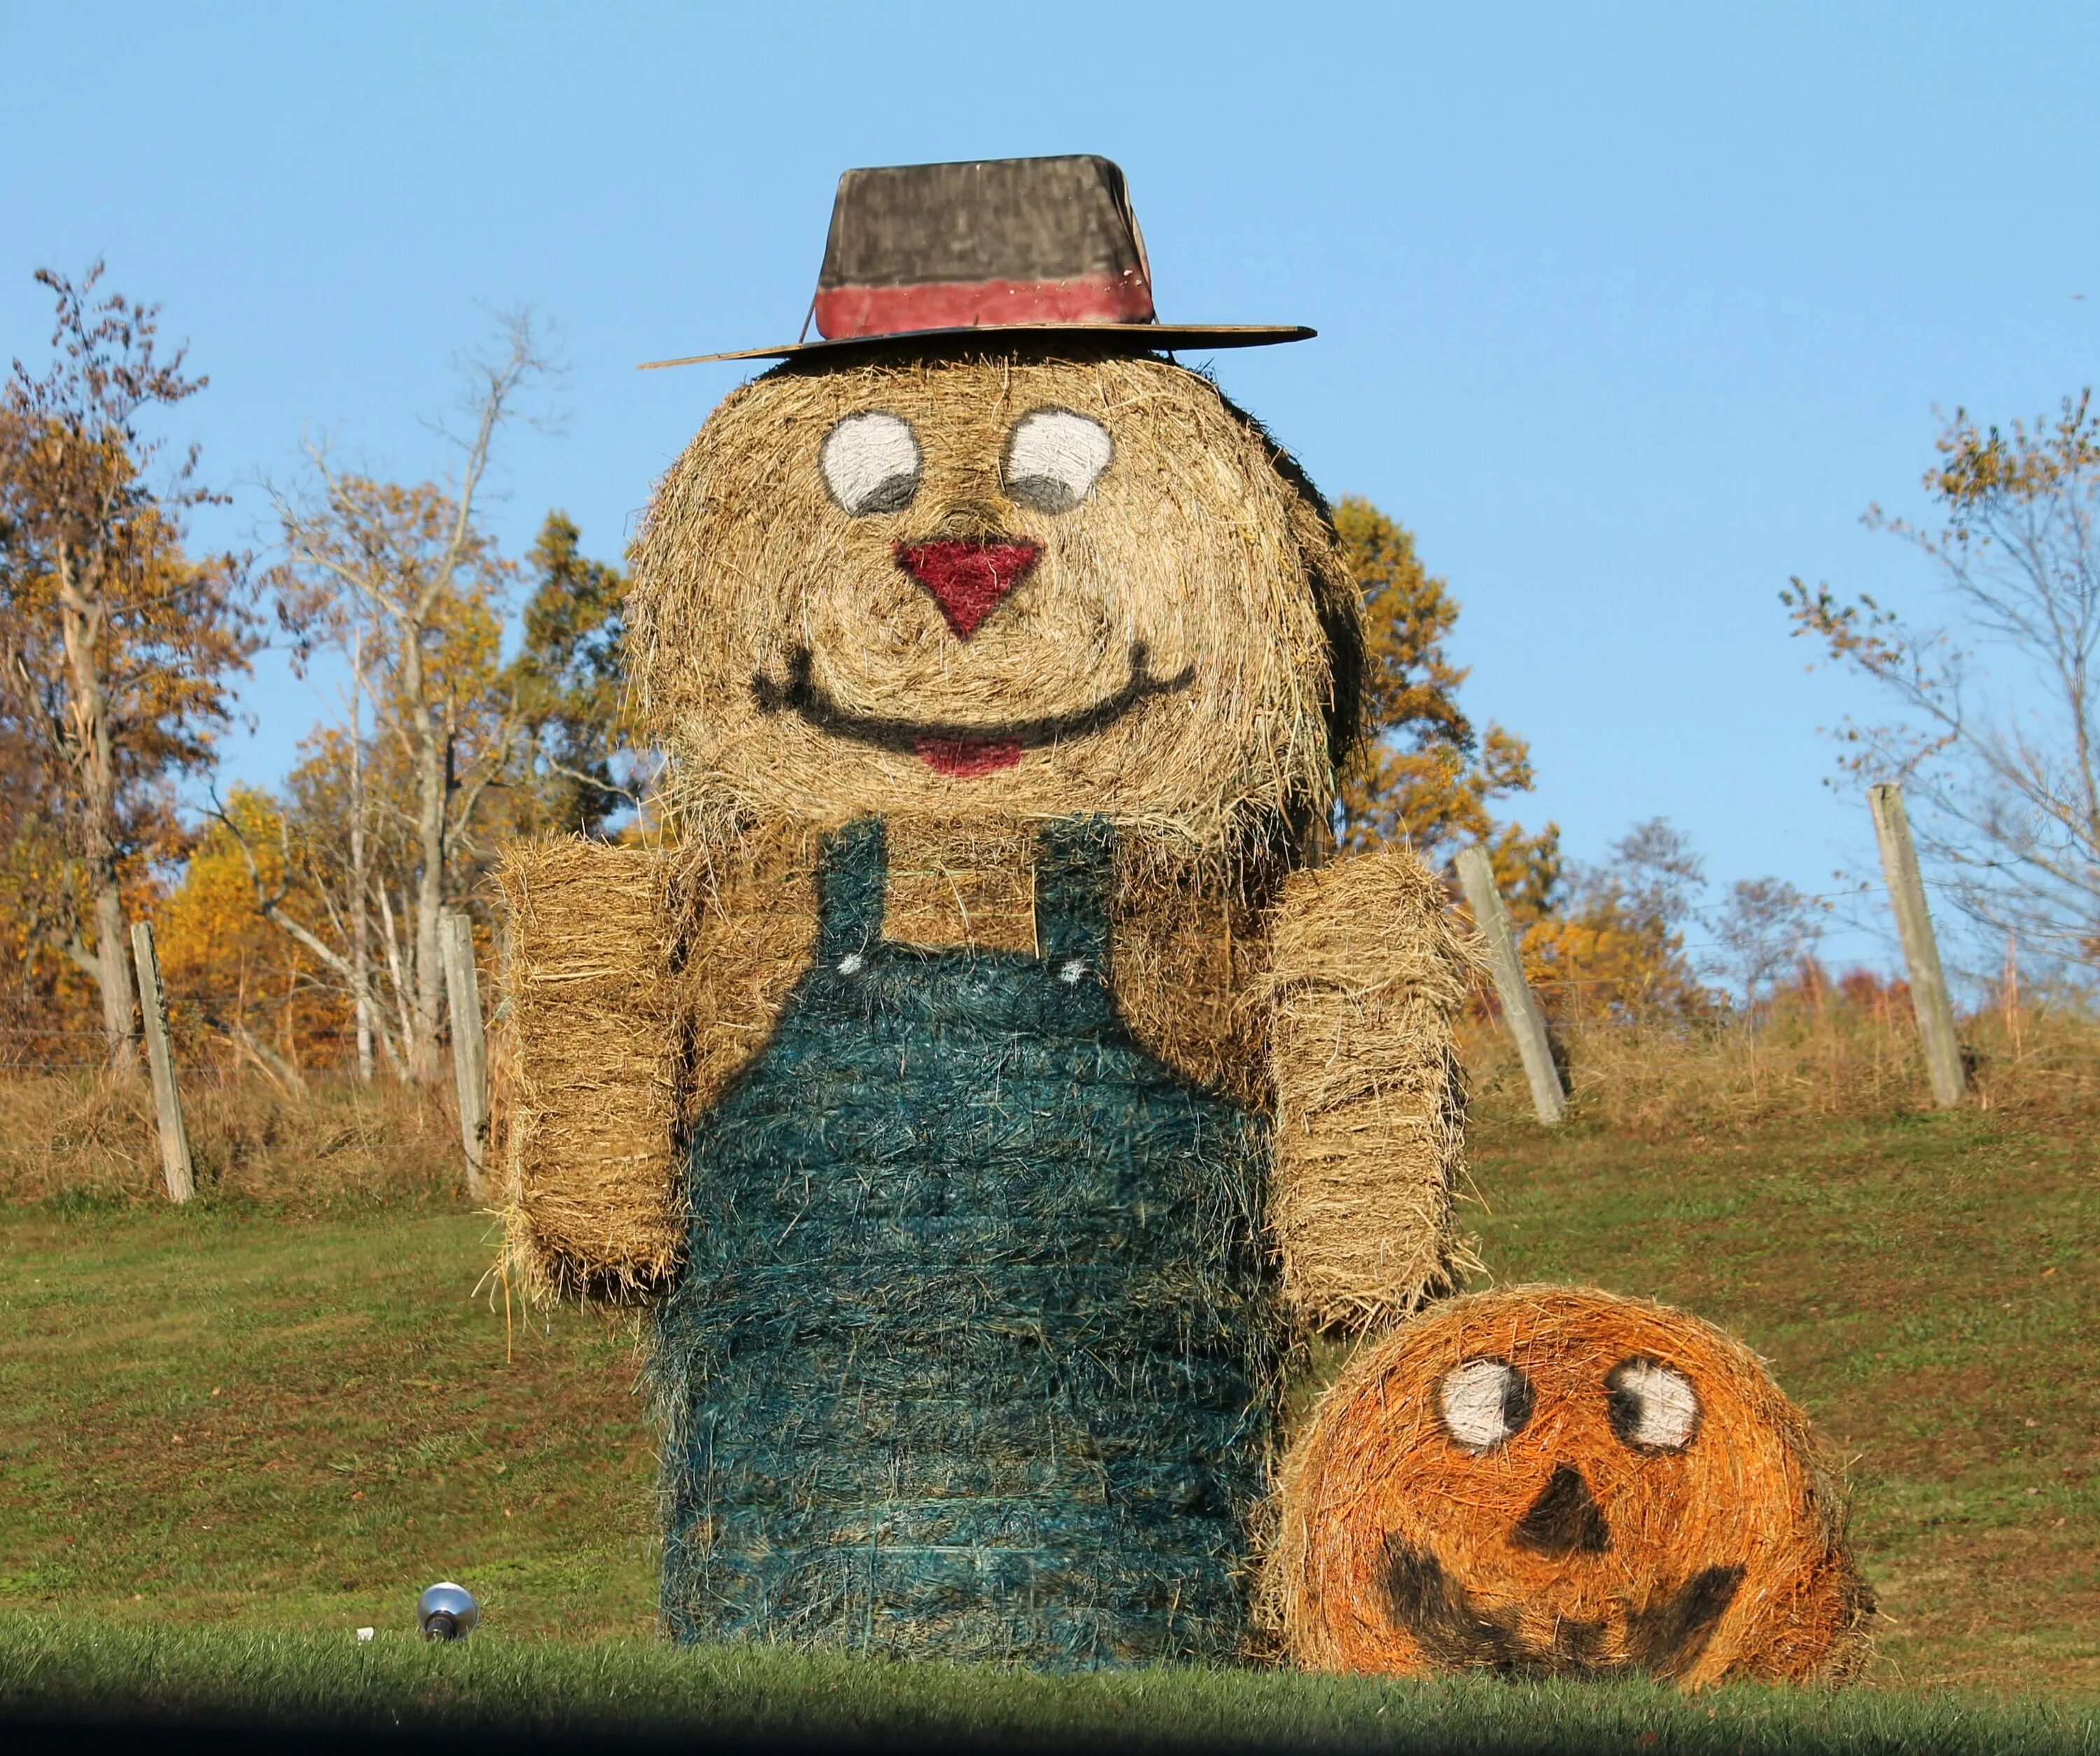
[154,785,338,1084]
[1330,496,1560,916]
[1520,818,1715,1021]
[0,264,256,1069]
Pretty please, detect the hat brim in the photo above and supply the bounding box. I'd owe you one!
[638,323,1314,370]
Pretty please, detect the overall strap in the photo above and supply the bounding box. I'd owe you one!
[1035,816,1115,974]
[816,817,887,964]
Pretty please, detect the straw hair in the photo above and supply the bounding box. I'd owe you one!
[1266,1286,1872,1687]
[1266,843,1482,1328]
[626,352,1359,847]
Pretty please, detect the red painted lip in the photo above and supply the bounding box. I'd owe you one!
[894,539,1042,640]
[913,734,1024,778]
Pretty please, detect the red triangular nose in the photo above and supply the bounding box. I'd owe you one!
[894,540,1041,640]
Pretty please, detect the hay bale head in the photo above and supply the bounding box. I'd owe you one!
[1268,1287,1872,1687]
[627,352,1357,840]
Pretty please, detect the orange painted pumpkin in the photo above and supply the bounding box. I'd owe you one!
[1268,1287,1872,1687]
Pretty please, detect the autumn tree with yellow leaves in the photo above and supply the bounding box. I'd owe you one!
[0,265,256,1069]
[1521,817,1712,1020]
[1330,498,1728,1020]
[154,785,340,1087]
[1331,496,1561,914]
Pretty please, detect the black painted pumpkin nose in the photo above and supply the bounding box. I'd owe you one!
[1513,1463,1611,1556]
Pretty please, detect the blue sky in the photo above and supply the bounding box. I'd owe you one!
[6,1,2096,979]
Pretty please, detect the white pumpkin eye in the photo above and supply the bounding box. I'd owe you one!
[820,412,920,516]
[1606,1358,1701,1452]
[1438,1357,1535,1453]
[1001,408,1113,514]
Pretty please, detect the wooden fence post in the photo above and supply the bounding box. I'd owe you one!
[440,911,489,1200]
[1455,844,1567,1125]
[129,920,195,1202]
[1868,782,1966,1108]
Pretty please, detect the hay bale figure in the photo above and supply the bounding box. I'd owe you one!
[1267,1287,1873,1687]
[499,156,1476,1666]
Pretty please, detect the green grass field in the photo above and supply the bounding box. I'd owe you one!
[1,1103,2094,1743]
[4,1615,2096,1753]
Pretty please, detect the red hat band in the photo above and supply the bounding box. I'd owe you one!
[815,270,1154,342]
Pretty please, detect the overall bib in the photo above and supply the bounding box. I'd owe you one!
[654,816,1274,1666]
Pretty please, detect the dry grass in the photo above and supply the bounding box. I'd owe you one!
[1461,997,2100,1135]
[1266,1287,1871,1688]
[0,1071,468,1212]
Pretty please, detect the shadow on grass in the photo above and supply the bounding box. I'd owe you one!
[3,1615,2096,1755]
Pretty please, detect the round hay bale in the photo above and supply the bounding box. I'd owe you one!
[1266,1286,1872,1687]
[626,350,1361,847]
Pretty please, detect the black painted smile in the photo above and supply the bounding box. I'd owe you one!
[750,643,1196,755]
[1382,1538,1744,1680]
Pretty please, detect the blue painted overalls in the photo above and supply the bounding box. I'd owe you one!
[654,816,1275,1666]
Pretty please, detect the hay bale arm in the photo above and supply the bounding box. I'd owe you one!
[1264,842,1480,1332]
[496,838,689,1305]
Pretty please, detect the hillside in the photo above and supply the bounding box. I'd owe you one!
[0,1098,2092,1700]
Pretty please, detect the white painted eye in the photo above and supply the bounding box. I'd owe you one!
[1607,1358,1701,1452]
[1438,1357,1534,1453]
[1001,408,1112,513]
[820,412,920,515]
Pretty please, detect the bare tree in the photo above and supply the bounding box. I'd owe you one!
[1787,393,2100,978]
[1710,877,1826,1007]
[1601,817,1706,936]
[0,264,255,1069]
[1531,817,1714,1020]
[240,313,550,1081]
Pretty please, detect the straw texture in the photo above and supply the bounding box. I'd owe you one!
[491,337,1497,1669]
[1266,844,1481,1330]
[494,837,687,1301]
[496,816,1475,1325]
[625,353,1357,848]
[1266,1286,1872,1687]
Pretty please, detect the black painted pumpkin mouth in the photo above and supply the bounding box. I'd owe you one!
[1380,1536,1745,1680]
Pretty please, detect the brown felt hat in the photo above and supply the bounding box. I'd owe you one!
[641,155,1313,370]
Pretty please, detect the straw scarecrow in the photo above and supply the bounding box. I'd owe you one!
[1267,1287,1873,1686]
[498,157,1475,1666]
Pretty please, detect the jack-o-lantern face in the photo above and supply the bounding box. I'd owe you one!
[1269,1288,1872,1688]
[626,353,1355,839]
